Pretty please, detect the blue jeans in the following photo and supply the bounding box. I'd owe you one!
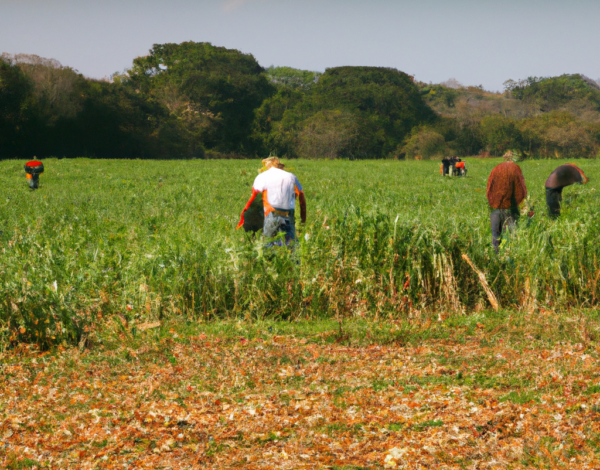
[263,209,296,246]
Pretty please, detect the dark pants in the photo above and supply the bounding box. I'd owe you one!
[546,187,563,218]
[491,209,517,253]
[28,174,40,189]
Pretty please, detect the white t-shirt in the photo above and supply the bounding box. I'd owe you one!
[253,167,303,210]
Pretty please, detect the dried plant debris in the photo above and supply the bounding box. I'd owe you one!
[2,316,600,469]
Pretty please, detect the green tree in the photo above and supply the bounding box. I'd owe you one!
[0,58,34,157]
[479,115,523,156]
[520,111,597,158]
[125,42,275,154]
[400,127,446,160]
[266,66,321,89]
[251,87,305,156]
[258,66,435,159]
[1,53,173,159]
[295,109,359,159]
[504,74,600,112]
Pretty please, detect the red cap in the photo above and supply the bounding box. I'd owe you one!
[26,160,43,167]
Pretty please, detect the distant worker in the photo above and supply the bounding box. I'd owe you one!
[486,161,527,253]
[545,164,588,218]
[454,160,466,176]
[441,156,466,176]
[237,157,306,245]
[24,159,44,189]
[441,157,452,176]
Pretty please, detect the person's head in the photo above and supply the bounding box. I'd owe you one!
[502,150,522,163]
[261,156,285,171]
[566,163,589,184]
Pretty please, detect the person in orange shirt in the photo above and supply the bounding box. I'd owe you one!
[237,157,306,245]
[25,160,44,189]
[486,161,527,253]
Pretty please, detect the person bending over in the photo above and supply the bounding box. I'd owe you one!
[486,162,527,253]
[237,157,306,245]
[545,164,588,218]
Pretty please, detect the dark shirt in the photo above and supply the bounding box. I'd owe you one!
[243,195,265,233]
[545,164,587,189]
[486,162,527,210]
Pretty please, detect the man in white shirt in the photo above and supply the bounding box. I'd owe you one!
[237,157,306,245]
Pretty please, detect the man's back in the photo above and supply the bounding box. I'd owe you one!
[253,167,302,210]
[545,164,586,189]
[486,162,527,210]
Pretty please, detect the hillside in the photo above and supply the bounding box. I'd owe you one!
[421,75,600,118]
[407,74,600,158]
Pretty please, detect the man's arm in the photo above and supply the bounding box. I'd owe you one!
[515,169,527,206]
[294,178,306,224]
[298,191,307,223]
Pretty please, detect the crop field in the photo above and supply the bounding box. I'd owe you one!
[2,158,600,469]
[1,157,600,346]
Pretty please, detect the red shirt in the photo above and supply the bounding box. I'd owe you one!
[486,162,527,210]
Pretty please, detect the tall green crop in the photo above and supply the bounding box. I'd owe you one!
[0,157,598,347]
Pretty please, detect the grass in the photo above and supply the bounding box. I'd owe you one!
[1,157,600,348]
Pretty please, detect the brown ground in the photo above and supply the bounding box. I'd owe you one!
[1,317,600,469]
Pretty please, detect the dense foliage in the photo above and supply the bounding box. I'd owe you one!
[3,44,600,159]
[266,66,321,89]
[1,158,599,348]
[0,45,276,159]
[0,54,170,159]
[255,66,436,159]
[504,74,600,111]
[123,42,275,155]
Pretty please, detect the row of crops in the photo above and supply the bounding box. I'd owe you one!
[1,158,599,347]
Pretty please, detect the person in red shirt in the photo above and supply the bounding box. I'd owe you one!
[486,162,527,253]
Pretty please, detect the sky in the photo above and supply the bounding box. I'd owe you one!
[1,0,599,91]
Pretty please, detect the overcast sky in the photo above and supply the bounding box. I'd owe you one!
[1,0,598,91]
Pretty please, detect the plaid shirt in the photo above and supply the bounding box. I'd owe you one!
[486,162,527,210]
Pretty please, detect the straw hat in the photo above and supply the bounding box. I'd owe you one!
[261,156,285,171]
[502,150,522,162]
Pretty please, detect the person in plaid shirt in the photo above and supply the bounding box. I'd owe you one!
[486,161,527,253]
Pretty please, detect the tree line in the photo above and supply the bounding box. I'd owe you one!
[1,43,600,159]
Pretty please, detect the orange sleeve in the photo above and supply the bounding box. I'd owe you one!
[236,189,261,229]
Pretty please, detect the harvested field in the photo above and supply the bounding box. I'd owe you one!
[2,313,600,469]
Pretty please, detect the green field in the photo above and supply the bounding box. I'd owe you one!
[1,158,599,347]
